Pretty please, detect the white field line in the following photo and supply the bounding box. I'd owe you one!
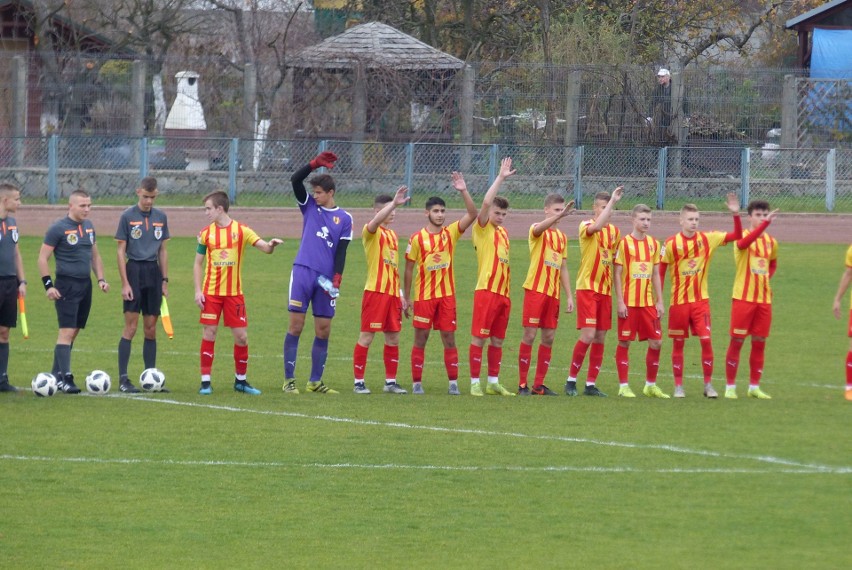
[0,454,836,475]
[106,396,850,474]
[18,346,838,388]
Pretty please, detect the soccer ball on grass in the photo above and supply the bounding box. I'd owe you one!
[32,373,57,397]
[86,370,111,394]
[139,368,166,392]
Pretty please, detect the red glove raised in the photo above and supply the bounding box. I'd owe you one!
[332,273,342,289]
[310,151,338,170]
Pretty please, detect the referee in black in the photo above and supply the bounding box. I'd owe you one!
[0,183,27,393]
[38,190,109,393]
[115,177,170,392]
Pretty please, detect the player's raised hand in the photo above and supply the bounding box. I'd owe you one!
[724,192,740,213]
[310,151,338,170]
[393,185,410,207]
[498,157,516,179]
[611,186,624,202]
[560,200,577,218]
[451,171,467,193]
[767,208,780,223]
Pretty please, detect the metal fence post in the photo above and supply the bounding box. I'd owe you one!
[656,147,668,210]
[489,144,499,183]
[573,146,584,209]
[740,147,750,208]
[826,148,836,212]
[229,138,239,202]
[139,137,149,179]
[48,135,58,204]
[404,143,414,198]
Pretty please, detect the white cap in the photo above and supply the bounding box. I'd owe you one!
[657,68,671,77]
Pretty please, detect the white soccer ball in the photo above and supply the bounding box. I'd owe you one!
[86,370,111,394]
[31,372,57,397]
[139,368,166,392]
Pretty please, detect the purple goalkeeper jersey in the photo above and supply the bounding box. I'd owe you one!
[293,194,353,277]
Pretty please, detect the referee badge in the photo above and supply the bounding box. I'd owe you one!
[154,226,163,240]
[11,229,18,243]
[130,226,143,240]
[67,233,79,245]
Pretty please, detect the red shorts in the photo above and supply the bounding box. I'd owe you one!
[200,294,247,328]
[729,299,772,338]
[618,306,662,341]
[522,289,560,329]
[471,289,511,339]
[412,296,457,331]
[575,290,612,331]
[360,290,402,333]
[668,300,711,339]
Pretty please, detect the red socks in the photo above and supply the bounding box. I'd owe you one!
[672,339,685,387]
[699,337,714,384]
[487,345,502,378]
[615,344,629,385]
[587,343,604,383]
[353,343,368,381]
[646,346,661,383]
[411,346,425,383]
[234,344,248,376]
[518,342,532,387]
[726,340,743,387]
[200,339,215,375]
[533,345,552,388]
[847,351,852,389]
[443,347,459,381]
[749,339,765,386]
[469,344,483,379]
[384,344,399,380]
[569,340,591,378]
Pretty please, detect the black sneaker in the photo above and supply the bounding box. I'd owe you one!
[56,374,81,394]
[517,386,531,396]
[583,385,608,397]
[532,384,557,396]
[564,380,578,397]
[119,377,141,394]
[0,376,19,392]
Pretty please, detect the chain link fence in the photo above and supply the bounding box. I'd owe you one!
[2,135,851,212]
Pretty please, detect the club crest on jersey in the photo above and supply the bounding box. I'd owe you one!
[130,226,143,240]
[333,216,340,225]
[154,226,163,240]
[66,233,79,245]
[11,229,18,243]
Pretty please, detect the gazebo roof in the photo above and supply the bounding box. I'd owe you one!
[289,21,465,71]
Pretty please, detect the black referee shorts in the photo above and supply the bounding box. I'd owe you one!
[123,260,163,316]
[0,276,18,328]
[54,275,92,329]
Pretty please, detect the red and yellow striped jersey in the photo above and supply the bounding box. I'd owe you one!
[405,221,464,301]
[661,231,727,305]
[362,224,400,296]
[615,234,661,307]
[847,245,852,304]
[197,220,260,296]
[522,225,567,297]
[575,220,621,294]
[473,221,510,296]
[732,230,778,303]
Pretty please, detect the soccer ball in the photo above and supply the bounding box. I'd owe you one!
[31,373,57,397]
[86,370,111,394]
[139,368,166,392]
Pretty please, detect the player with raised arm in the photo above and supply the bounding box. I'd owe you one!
[352,186,410,395]
[194,191,282,395]
[831,244,852,401]
[403,172,478,394]
[283,151,353,395]
[724,201,779,400]
[659,193,742,398]
[469,157,516,397]
[613,204,668,399]
[38,190,110,394]
[115,177,170,393]
[0,183,26,393]
[564,187,623,397]
[517,194,575,396]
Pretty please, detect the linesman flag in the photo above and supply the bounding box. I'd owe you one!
[161,296,174,339]
[18,294,28,339]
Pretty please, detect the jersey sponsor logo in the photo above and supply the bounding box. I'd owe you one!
[201,313,217,320]
[369,322,382,329]
[478,327,490,335]
[130,226,143,240]
[212,249,236,267]
[630,261,652,280]
[413,315,431,324]
[289,299,303,308]
[426,251,449,272]
[750,257,768,275]
[679,258,701,276]
[316,226,334,248]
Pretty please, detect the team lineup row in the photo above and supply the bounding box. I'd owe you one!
[0,154,850,399]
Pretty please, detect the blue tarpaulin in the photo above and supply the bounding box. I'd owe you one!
[806,29,852,133]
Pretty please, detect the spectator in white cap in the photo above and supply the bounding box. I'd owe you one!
[647,68,674,145]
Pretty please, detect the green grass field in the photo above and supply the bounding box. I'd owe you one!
[2,236,850,568]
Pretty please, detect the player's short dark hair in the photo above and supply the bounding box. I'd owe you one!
[425,196,445,210]
[632,204,652,216]
[203,190,229,212]
[594,192,611,203]
[139,176,158,192]
[70,189,90,200]
[493,196,509,210]
[309,174,336,193]
[0,182,20,195]
[681,203,699,214]
[543,193,565,207]
[747,200,770,214]
[374,194,393,207]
